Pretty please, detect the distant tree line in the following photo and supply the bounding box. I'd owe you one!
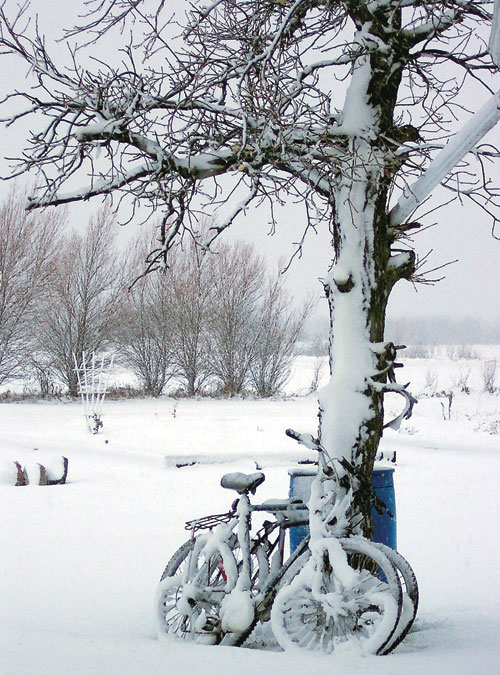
[0,188,310,398]
[301,309,500,354]
[386,317,500,347]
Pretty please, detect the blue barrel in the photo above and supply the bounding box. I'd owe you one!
[288,469,316,554]
[371,467,397,550]
[288,467,397,552]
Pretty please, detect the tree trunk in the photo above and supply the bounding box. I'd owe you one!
[317,139,382,536]
[317,45,415,537]
[68,371,79,398]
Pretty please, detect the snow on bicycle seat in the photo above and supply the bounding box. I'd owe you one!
[220,471,265,494]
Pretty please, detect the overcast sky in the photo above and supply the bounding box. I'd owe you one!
[0,0,499,328]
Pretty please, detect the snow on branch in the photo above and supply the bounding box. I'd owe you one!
[204,177,261,249]
[400,1,491,45]
[402,8,461,42]
[1,0,499,243]
[26,163,154,209]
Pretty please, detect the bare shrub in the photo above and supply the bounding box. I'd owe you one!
[117,233,175,397]
[117,228,215,397]
[424,368,438,393]
[481,360,498,394]
[308,357,326,394]
[208,241,266,396]
[167,239,215,396]
[453,367,471,394]
[118,274,174,396]
[27,356,61,398]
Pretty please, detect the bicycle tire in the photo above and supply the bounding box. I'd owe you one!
[155,536,231,644]
[270,536,402,655]
[371,544,419,654]
[159,538,195,582]
[233,541,312,648]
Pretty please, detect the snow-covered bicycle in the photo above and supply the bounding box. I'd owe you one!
[155,435,418,655]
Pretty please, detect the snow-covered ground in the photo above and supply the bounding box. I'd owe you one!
[1,350,499,674]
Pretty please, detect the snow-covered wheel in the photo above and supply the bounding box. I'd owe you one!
[155,534,261,646]
[371,544,419,654]
[271,537,402,655]
[155,537,229,644]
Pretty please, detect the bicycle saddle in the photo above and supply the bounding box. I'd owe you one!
[220,471,265,494]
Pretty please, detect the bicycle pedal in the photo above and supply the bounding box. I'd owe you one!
[202,616,220,632]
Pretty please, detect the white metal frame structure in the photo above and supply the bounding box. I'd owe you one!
[73,351,115,433]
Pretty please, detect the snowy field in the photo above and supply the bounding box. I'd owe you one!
[1,349,499,674]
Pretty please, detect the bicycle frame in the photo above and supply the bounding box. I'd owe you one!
[179,487,311,638]
[181,456,350,605]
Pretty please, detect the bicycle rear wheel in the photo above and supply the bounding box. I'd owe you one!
[271,536,402,655]
[155,537,230,644]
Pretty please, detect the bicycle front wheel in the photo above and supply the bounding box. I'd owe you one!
[371,543,419,654]
[271,536,402,655]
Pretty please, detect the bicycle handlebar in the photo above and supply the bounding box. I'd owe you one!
[285,428,322,451]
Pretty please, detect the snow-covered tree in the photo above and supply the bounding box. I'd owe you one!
[117,232,176,397]
[34,206,123,396]
[166,236,216,396]
[250,274,311,397]
[1,0,499,534]
[0,185,64,384]
[209,241,267,396]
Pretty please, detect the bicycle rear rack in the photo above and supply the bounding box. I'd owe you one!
[185,511,234,532]
[184,499,308,533]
